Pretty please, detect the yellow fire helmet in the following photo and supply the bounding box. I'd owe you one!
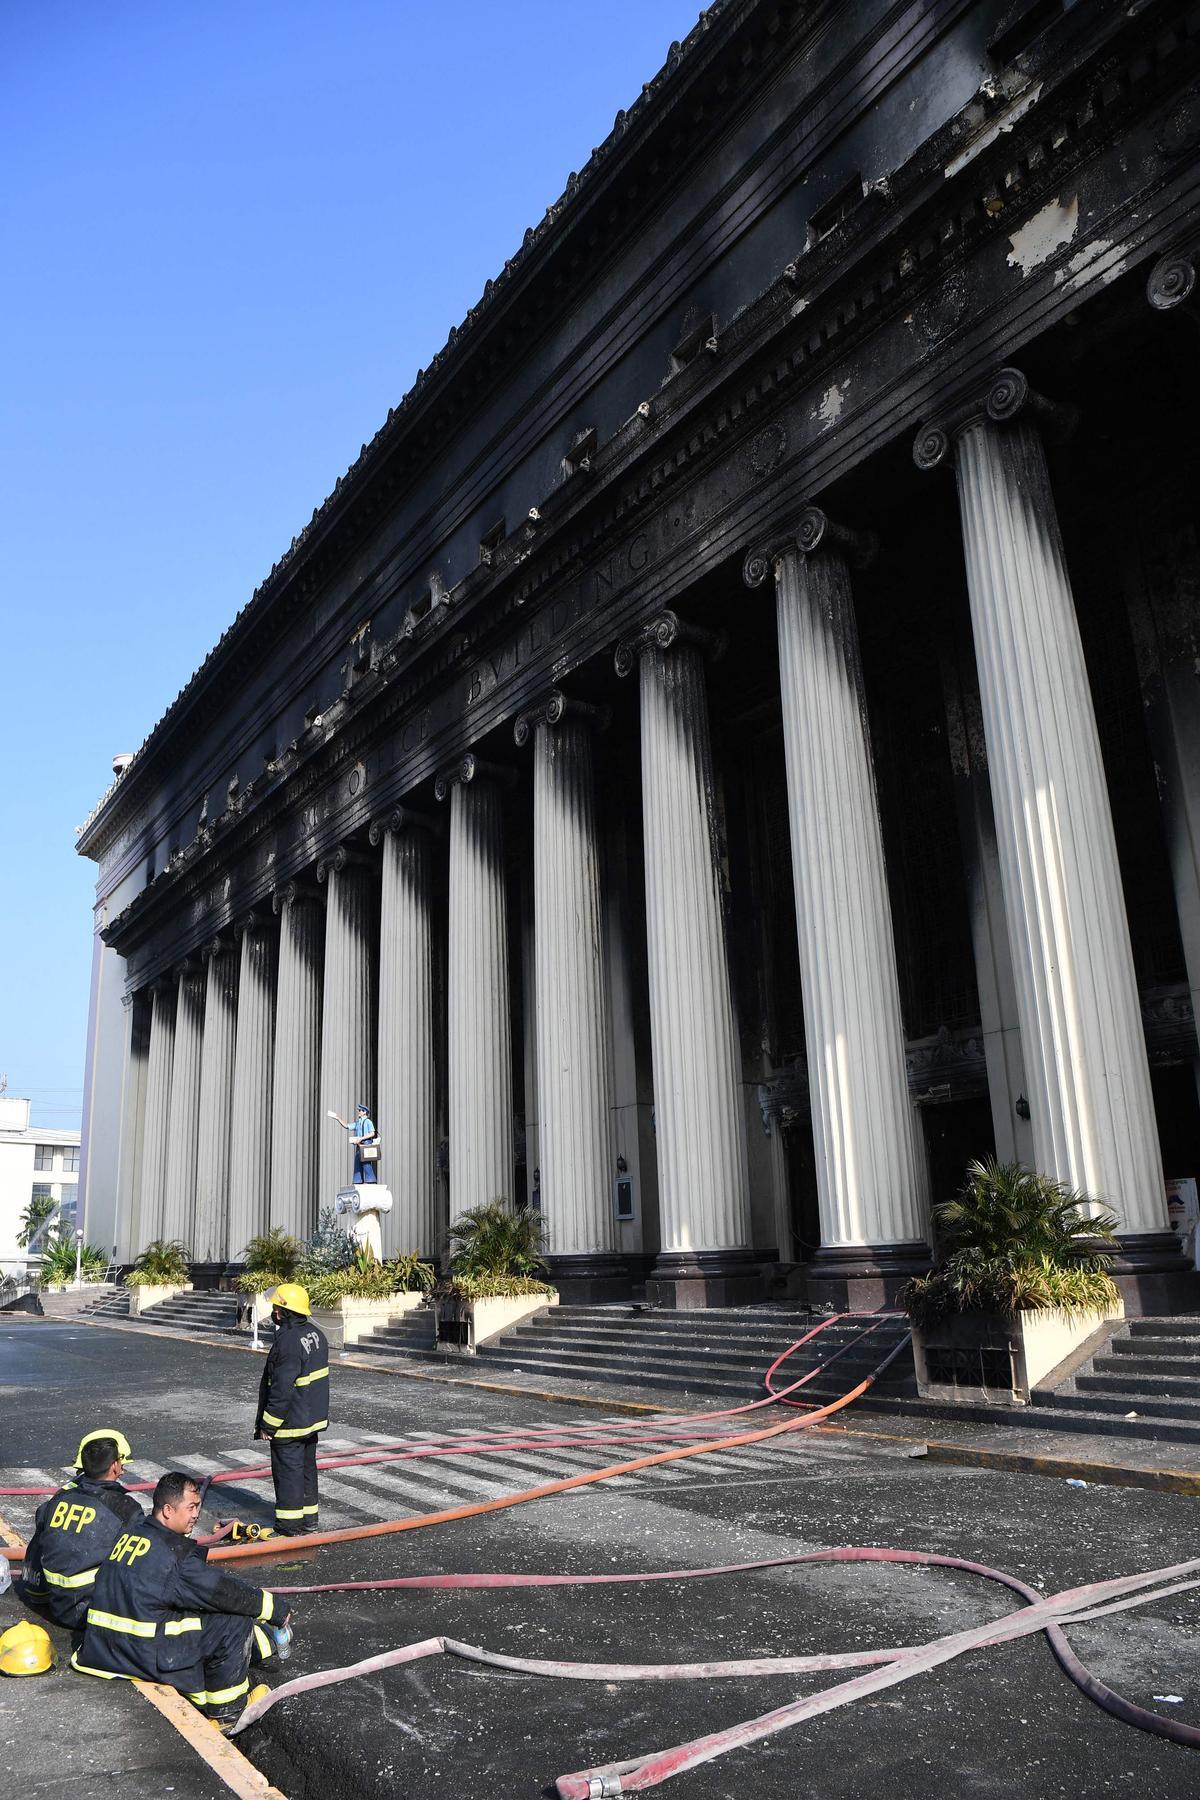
[74,1428,134,1471]
[269,1282,311,1318]
[0,1621,55,1677]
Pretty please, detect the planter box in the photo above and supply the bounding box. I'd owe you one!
[340,1290,428,1347]
[913,1299,1123,1404]
[128,1282,192,1317]
[433,1290,558,1356]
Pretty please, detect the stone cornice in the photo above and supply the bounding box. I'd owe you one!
[75,0,806,857]
[97,0,1200,963]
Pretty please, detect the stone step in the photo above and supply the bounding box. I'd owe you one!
[496,1329,809,1369]
[1127,1316,1200,1337]
[1092,1353,1200,1379]
[470,1351,753,1398]
[1040,1386,1200,1424]
[1075,1369,1200,1400]
[1108,1337,1200,1361]
[476,1341,769,1390]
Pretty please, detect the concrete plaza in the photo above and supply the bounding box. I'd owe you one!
[1,1319,1198,1799]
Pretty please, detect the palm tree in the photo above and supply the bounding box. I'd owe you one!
[447,1200,547,1278]
[933,1157,1118,1260]
[17,1194,56,1248]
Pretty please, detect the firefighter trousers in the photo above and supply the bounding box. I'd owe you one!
[270,1435,319,1533]
[181,1611,277,1713]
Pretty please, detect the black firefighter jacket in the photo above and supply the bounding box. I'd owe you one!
[256,1315,329,1440]
[71,1517,281,1689]
[22,1473,146,1628]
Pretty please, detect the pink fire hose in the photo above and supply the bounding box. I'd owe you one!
[227,1548,1200,1790]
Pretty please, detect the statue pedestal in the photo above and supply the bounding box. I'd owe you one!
[335,1185,394,1262]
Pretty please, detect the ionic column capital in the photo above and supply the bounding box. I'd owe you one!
[913,366,1078,472]
[434,752,515,801]
[613,609,726,679]
[513,688,611,747]
[316,842,375,884]
[203,933,236,962]
[743,507,877,589]
[235,907,276,941]
[271,878,323,914]
[368,805,437,845]
[1147,243,1200,329]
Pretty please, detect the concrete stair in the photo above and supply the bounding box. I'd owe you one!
[1026,1315,1200,1445]
[134,1290,245,1334]
[80,1288,132,1321]
[353,1303,437,1360]
[473,1305,917,1401]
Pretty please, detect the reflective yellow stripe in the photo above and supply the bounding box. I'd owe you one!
[86,1608,156,1638]
[163,1617,202,1635]
[253,1625,272,1659]
[274,1420,327,1438]
[45,1566,98,1589]
[261,1411,283,1428]
[301,1504,318,1516]
[258,1590,274,1622]
[295,1367,328,1386]
[71,1650,127,1679]
[189,1678,249,1707]
[274,1507,305,1520]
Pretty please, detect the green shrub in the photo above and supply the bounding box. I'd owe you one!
[234,1268,281,1295]
[299,1207,355,1280]
[125,1239,190,1287]
[241,1226,301,1278]
[436,1274,557,1300]
[901,1159,1120,1326]
[306,1253,436,1309]
[447,1200,547,1279]
[41,1233,107,1284]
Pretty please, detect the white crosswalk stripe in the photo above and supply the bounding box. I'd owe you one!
[0,1421,820,1539]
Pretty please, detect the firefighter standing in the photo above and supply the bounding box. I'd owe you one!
[21,1429,145,1629]
[255,1282,328,1535]
[72,1471,291,1731]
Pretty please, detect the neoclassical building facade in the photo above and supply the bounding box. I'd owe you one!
[77,0,1200,1310]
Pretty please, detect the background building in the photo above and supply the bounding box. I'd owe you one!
[75,0,1200,1311]
[0,1095,82,1275]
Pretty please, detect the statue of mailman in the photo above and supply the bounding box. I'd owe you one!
[327,1102,391,1259]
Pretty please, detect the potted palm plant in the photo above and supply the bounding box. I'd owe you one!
[123,1239,192,1314]
[902,1158,1123,1404]
[433,1200,558,1355]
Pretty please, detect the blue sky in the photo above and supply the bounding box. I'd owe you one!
[0,1,701,1129]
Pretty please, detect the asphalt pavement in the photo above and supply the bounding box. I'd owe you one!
[2,1320,1198,1799]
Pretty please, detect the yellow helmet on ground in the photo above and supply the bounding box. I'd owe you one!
[74,1428,134,1470]
[269,1282,311,1317]
[0,1621,54,1676]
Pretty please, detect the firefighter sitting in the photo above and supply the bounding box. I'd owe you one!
[21,1429,145,1630]
[72,1471,292,1732]
[255,1282,329,1536]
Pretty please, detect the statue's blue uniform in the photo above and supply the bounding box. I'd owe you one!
[352,1112,378,1184]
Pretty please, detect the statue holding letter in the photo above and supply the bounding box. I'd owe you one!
[326,1102,392,1261]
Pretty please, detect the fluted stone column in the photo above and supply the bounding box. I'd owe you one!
[318,847,377,1211]
[516,691,623,1299]
[614,612,756,1307]
[271,883,324,1240]
[192,938,238,1266]
[436,755,514,1223]
[228,916,277,1259]
[161,965,205,1250]
[745,513,930,1306]
[916,368,1173,1269]
[372,811,437,1257]
[137,983,175,1247]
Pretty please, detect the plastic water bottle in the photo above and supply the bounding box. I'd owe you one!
[0,1558,11,1597]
